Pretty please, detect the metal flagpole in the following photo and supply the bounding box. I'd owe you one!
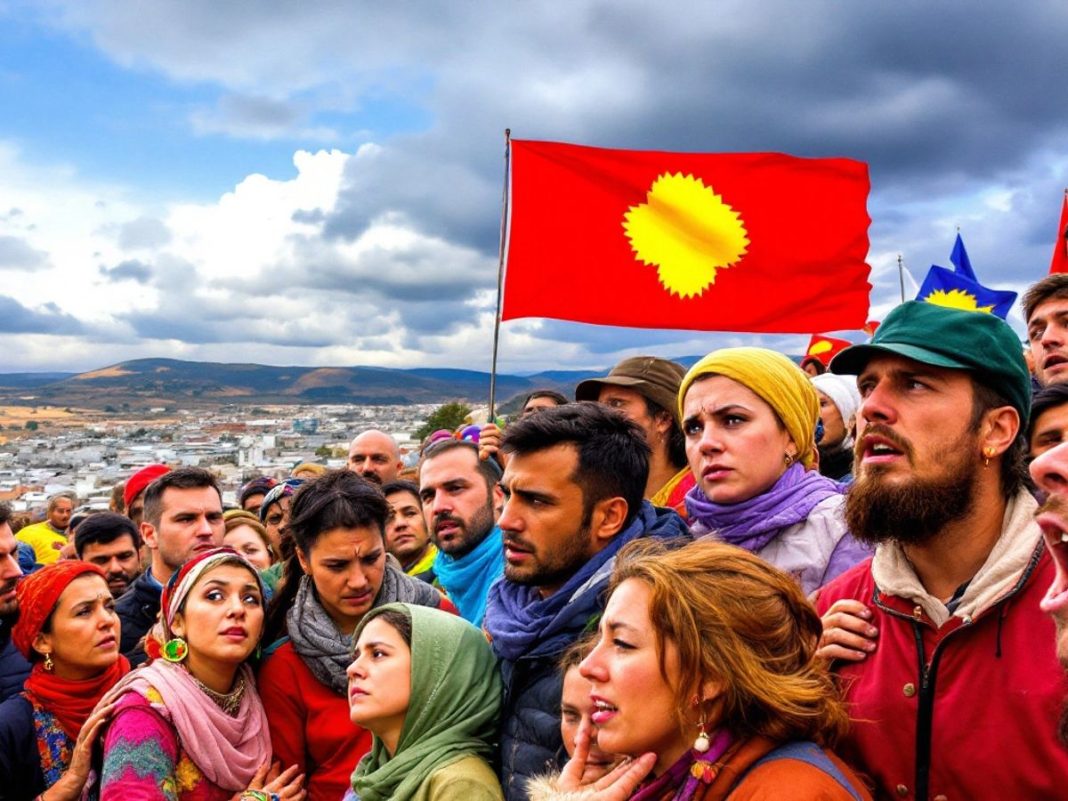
[897,253,906,304]
[488,129,512,421]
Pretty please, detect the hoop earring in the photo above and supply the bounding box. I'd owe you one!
[43,653,54,673]
[784,453,795,467]
[162,637,189,663]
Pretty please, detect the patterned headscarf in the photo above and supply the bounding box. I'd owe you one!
[258,478,304,524]
[146,547,265,658]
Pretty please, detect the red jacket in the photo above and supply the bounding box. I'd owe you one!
[815,536,1068,801]
[258,640,372,801]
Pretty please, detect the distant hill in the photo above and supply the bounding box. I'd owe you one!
[0,352,805,411]
[0,358,604,410]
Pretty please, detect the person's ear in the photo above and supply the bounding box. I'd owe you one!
[32,631,52,660]
[589,497,629,543]
[979,406,1020,459]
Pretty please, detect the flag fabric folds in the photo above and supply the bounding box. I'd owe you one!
[1051,193,1068,275]
[502,139,872,333]
[949,233,976,281]
[915,235,1016,319]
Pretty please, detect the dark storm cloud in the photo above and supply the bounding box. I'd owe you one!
[0,296,84,335]
[46,0,1068,359]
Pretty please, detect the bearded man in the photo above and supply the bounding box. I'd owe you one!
[813,301,1068,800]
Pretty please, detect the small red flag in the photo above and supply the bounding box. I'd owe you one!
[801,334,853,370]
[502,140,872,333]
[1050,192,1068,275]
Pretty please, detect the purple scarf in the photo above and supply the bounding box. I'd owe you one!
[685,463,840,551]
[630,729,733,801]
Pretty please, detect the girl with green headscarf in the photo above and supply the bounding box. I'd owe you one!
[345,603,503,801]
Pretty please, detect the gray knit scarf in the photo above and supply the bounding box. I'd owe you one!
[286,558,443,695]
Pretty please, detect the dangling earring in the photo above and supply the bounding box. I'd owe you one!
[162,637,189,663]
[693,719,710,753]
[983,446,996,468]
[43,653,54,673]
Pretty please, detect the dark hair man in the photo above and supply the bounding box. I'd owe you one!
[0,502,29,702]
[419,439,503,626]
[1029,383,1068,459]
[1024,273,1068,386]
[483,402,690,800]
[575,356,694,518]
[518,389,568,418]
[347,429,403,486]
[115,467,224,665]
[239,475,278,516]
[382,480,437,584]
[814,301,1068,800]
[74,512,142,597]
[15,492,76,565]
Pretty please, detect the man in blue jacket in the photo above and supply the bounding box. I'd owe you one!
[484,402,691,801]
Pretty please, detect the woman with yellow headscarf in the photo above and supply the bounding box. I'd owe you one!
[677,348,870,594]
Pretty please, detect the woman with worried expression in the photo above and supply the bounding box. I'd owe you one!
[344,603,502,801]
[259,471,455,801]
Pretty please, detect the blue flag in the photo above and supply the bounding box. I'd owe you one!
[949,233,977,281]
[916,266,1017,318]
[915,234,1017,319]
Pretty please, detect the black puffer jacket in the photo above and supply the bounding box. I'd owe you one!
[0,625,29,703]
[115,569,161,667]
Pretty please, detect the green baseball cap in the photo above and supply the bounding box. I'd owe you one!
[830,301,1032,427]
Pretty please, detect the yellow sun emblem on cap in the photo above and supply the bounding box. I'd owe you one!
[924,288,994,314]
[623,173,749,299]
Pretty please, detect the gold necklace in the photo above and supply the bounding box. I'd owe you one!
[189,671,246,716]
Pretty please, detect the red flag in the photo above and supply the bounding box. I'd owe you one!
[502,140,871,333]
[1050,192,1068,274]
[801,334,853,370]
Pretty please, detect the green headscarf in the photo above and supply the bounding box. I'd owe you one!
[349,603,502,801]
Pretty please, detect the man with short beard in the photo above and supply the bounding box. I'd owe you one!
[814,302,1068,800]
[0,502,28,702]
[418,439,504,625]
[483,403,690,801]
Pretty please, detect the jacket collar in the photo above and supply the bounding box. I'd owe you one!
[871,489,1041,627]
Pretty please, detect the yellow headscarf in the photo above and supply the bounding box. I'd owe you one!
[677,347,820,469]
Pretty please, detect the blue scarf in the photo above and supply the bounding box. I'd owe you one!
[433,525,504,627]
[484,502,690,662]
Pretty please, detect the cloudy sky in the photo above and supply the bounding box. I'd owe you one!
[0,1,1065,374]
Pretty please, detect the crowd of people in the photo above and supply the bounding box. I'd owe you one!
[5,272,1068,800]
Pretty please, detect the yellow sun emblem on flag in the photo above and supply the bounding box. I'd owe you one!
[924,288,994,314]
[623,173,749,299]
[808,339,834,357]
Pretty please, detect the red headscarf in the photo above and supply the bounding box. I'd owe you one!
[13,561,130,738]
